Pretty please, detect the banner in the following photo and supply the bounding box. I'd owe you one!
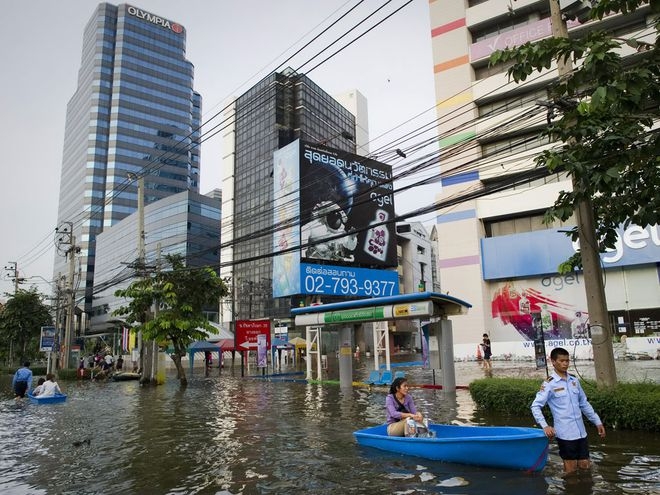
[257,334,267,368]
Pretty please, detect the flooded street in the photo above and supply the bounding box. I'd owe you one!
[1,358,658,494]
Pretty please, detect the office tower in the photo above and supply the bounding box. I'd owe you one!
[91,190,220,331]
[428,0,658,357]
[221,69,357,327]
[54,3,201,316]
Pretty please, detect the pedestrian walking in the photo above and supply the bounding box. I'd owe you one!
[12,361,33,398]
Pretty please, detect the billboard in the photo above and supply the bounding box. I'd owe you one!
[299,141,396,267]
[40,326,56,352]
[272,140,399,298]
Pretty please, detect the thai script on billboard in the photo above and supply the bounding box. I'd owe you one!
[299,141,396,268]
[301,263,399,298]
[272,140,398,298]
[127,6,183,34]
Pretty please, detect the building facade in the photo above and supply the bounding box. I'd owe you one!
[90,190,221,331]
[54,3,201,315]
[220,70,357,328]
[428,0,659,358]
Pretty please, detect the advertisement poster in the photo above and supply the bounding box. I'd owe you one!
[491,277,589,341]
[40,326,56,352]
[257,334,267,368]
[272,141,301,297]
[299,141,396,268]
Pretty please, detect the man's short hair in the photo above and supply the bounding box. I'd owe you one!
[550,347,569,360]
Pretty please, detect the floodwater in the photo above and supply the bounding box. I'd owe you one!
[1,358,658,494]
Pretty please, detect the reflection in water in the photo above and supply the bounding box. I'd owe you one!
[0,360,658,494]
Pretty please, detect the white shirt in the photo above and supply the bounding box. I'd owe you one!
[39,380,62,397]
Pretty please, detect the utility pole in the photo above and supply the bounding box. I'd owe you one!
[56,222,79,369]
[549,0,617,386]
[4,261,23,293]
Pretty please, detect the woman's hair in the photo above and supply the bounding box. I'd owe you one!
[389,377,407,395]
[37,378,46,385]
[46,373,55,381]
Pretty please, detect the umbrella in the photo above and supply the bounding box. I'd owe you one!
[288,337,307,346]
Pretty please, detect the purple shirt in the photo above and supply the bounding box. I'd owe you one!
[385,393,417,424]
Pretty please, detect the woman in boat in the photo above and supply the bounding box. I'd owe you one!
[39,374,63,397]
[386,377,424,436]
[32,377,46,396]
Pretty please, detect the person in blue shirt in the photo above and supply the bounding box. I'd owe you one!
[531,347,606,474]
[385,377,423,436]
[12,361,33,398]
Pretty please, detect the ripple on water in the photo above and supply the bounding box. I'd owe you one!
[1,367,659,494]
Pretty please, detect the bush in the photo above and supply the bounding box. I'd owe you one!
[2,366,47,376]
[470,378,660,432]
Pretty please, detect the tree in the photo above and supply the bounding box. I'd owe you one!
[490,0,659,271]
[114,255,229,386]
[0,288,53,365]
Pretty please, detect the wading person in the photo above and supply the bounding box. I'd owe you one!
[531,347,606,474]
[386,377,423,436]
[481,333,492,370]
[12,361,33,398]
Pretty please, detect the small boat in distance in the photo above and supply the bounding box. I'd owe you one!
[111,372,141,381]
[27,392,67,405]
[353,423,549,472]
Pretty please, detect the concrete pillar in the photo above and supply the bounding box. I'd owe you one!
[427,319,456,392]
[440,319,456,392]
[338,326,353,389]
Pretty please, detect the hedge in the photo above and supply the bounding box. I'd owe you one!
[469,378,660,432]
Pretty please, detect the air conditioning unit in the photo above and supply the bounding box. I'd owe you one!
[559,0,593,23]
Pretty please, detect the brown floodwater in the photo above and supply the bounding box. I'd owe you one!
[1,358,658,494]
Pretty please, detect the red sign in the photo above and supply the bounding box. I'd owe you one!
[235,320,271,350]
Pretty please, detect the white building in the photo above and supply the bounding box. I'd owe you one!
[427,0,659,360]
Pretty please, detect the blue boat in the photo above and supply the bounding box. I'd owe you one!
[353,423,549,472]
[27,392,67,405]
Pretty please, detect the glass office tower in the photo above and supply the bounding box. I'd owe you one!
[54,3,201,315]
[221,69,357,324]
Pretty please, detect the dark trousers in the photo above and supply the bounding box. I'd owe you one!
[14,381,28,397]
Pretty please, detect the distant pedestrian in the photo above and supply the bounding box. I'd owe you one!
[531,347,606,474]
[116,355,124,371]
[12,361,33,398]
[481,334,492,370]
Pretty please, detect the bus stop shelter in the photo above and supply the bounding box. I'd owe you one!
[291,291,471,391]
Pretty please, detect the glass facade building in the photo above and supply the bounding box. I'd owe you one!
[90,191,220,331]
[54,3,201,315]
[222,70,356,323]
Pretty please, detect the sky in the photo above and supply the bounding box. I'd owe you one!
[0,0,439,299]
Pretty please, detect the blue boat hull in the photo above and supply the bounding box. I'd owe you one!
[27,392,67,404]
[353,424,548,472]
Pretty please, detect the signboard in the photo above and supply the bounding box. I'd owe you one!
[257,334,268,367]
[40,326,56,352]
[300,141,396,267]
[482,224,660,280]
[301,263,399,297]
[272,139,398,298]
[295,301,435,326]
[235,320,271,350]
